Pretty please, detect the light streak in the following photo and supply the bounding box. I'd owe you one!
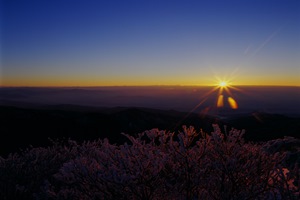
[251,28,281,57]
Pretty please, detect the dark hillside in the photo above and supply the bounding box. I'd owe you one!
[1,105,299,157]
[225,112,300,141]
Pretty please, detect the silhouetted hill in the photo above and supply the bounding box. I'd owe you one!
[224,112,300,142]
[1,105,299,157]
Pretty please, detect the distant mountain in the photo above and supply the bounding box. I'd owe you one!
[1,104,299,157]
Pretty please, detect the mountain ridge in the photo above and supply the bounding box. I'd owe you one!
[1,104,299,157]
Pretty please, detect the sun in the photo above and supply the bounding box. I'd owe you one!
[219,81,227,87]
[174,76,242,125]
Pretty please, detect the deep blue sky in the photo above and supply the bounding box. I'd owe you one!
[1,0,300,86]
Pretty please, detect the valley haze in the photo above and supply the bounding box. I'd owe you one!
[1,86,299,116]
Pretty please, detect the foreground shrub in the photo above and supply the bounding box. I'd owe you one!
[0,124,299,199]
[0,140,80,200]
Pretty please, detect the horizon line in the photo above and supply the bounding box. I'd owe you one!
[0,84,300,88]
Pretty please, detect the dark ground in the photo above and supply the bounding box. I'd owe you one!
[1,104,300,157]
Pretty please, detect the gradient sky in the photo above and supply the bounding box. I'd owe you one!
[1,0,300,86]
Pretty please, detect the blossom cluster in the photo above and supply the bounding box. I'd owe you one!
[0,124,299,199]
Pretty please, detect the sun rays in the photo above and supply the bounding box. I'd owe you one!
[172,76,242,129]
[214,79,239,110]
[191,76,243,115]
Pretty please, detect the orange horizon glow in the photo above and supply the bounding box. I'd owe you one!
[1,69,300,87]
[1,78,300,87]
[1,83,299,87]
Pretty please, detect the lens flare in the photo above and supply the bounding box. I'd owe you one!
[173,75,243,129]
[214,77,242,109]
[217,95,224,108]
[228,97,238,109]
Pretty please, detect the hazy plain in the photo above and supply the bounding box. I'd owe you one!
[1,86,299,116]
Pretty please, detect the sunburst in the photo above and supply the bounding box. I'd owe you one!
[173,76,242,129]
[219,81,227,87]
[214,78,239,110]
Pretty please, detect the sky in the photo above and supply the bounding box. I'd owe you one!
[1,0,300,87]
